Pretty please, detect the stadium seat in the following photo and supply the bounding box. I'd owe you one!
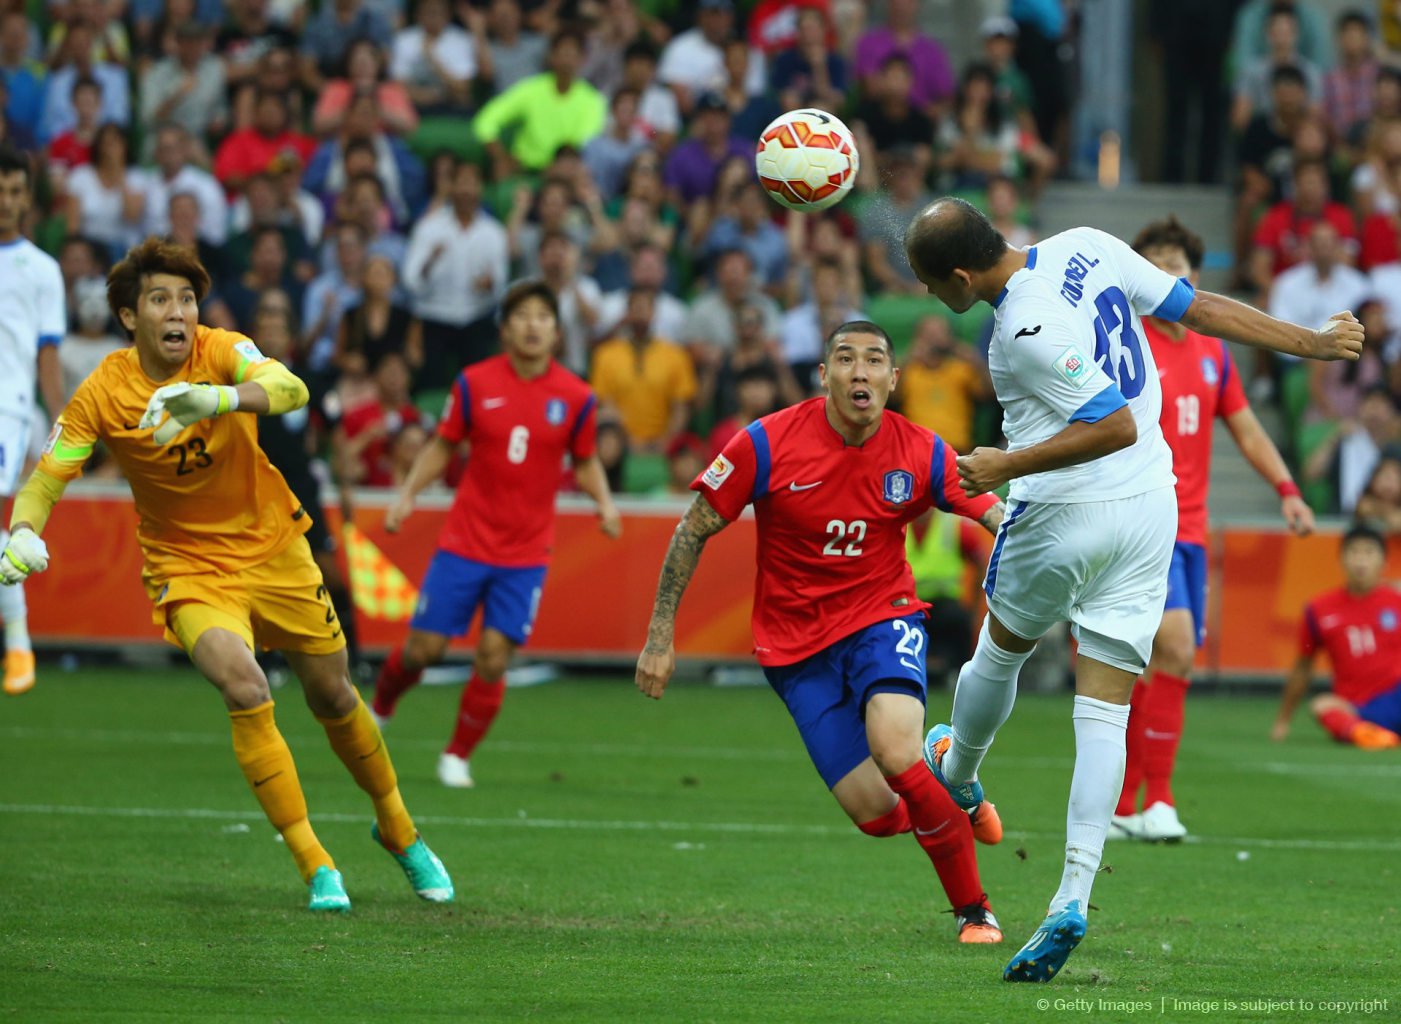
[862,295,991,357]
[407,118,483,166]
[1281,365,1311,434]
[415,388,450,421]
[1295,419,1339,513]
[622,452,670,495]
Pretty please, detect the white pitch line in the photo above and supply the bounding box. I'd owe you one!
[2,802,1400,852]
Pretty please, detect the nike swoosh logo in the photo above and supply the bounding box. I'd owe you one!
[358,738,382,760]
[914,821,950,836]
[1014,325,1042,339]
[482,397,506,409]
[123,422,141,430]
[1319,616,1342,627]
[1144,729,1178,740]
[253,771,283,788]
[789,481,822,491]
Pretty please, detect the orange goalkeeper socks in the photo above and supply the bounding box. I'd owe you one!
[229,701,333,883]
[318,693,417,851]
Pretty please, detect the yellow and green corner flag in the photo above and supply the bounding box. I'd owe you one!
[342,524,418,622]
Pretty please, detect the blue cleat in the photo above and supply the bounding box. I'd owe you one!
[922,723,984,811]
[307,865,351,913]
[1003,901,1088,982]
[372,824,455,903]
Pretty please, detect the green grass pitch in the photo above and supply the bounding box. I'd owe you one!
[1,669,1398,1022]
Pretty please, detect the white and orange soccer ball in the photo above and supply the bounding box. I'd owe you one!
[755,109,860,212]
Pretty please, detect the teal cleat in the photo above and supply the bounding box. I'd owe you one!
[307,865,351,913]
[372,824,455,903]
[922,723,984,811]
[1003,901,1088,982]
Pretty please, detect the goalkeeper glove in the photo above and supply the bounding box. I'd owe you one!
[140,382,240,445]
[0,527,49,585]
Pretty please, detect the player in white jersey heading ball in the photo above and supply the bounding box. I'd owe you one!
[0,146,66,696]
[903,198,1363,982]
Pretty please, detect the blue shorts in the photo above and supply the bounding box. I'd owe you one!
[1163,541,1208,648]
[409,551,547,646]
[762,615,928,789]
[1356,680,1401,733]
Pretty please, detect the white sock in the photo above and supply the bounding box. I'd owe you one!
[1049,695,1130,916]
[0,529,28,653]
[943,619,1034,783]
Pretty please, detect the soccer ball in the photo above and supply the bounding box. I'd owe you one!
[755,109,860,212]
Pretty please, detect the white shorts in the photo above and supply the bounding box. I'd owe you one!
[982,487,1177,674]
[0,413,31,497]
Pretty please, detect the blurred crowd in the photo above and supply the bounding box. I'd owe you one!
[1,0,1070,499]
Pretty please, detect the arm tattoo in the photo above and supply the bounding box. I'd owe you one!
[978,500,1006,535]
[644,494,730,651]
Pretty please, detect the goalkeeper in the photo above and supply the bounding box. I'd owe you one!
[1,238,453,913]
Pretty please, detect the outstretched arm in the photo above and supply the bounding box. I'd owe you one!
[956,406,1138,497]
[1180,292,1363,361]
[1223,406,1313,535]
[635,494,731,700]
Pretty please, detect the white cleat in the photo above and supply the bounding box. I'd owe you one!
[1138,801,1188,842]
[437,752,475,789]
[368,707,390,731]
[1108,813,1144,840]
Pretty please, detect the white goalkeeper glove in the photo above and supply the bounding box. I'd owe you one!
[0,527,49,585]
[140,382,240,445]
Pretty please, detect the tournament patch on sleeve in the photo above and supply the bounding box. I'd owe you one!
[701,453,735,490]
[41,421,62,455]
[234,339,268,364]
[1052,347,1093,389]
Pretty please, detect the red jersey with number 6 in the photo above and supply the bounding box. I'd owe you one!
[694,397,996,667]
[1145,320,1249,546]
[1300,584,1401,705]
[436,355,597,566]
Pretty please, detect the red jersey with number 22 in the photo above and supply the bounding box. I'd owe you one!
[694,397,997,667]
[436,355,597,566]
[1300,585,1401,705]
[1146,320,1249,545]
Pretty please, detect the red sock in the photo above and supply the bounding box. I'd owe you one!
[885,762,984,909]
[1116,678,1150,816]
[445,674,506,759]
[371,647,422,718]
[857,799,912,837]
[1317,706,1361,743]
[1142,672,1190,807]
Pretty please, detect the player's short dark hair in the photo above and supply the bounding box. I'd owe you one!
[623,39,658,64]
[1267,1,1298,24]
[904,196,1009,281]
[348,170,386,198]
[1337,10,1373,33]
[1342,521,1388,556]
[824,320,893,360]
[734,363,779,387]
[343,137,377,162]
[107,236,212,336]
[1132,215,1205,271]
[0,144,30,187]
[879,52,912,73]
[70,73,100,97]
[500,278,560,324]
[1270,63,1308,90]
[550,26,586,52]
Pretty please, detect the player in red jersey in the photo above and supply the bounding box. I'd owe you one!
[1111,217,1314,842]
[372,281,622,787]
[635,320,1009,943]
[1274,523,1401,749]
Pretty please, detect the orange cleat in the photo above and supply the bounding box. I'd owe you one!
[3,649,35,696]
[956,902,1004,943]
[969,799,1003,845]
[1351,721,1401,750]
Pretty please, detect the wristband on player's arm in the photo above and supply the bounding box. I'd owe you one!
[1276,480,1302,499]
[10,469,69,535]
[247,361,310,415]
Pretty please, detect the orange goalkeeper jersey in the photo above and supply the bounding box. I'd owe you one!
[39,325,309,581]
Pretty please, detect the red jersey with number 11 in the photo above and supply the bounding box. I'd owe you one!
[1300,585,1401,706]
[1145,320,1249,546]
[694,397,996,667]
[436,355,597,566]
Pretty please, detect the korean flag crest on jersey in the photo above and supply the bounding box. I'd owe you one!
[1201,357,1219,386]
[883,469,914,505]
[545,398,567,426]
[1381,609,1398,633]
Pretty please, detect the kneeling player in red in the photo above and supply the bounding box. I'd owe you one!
[371,281,621,787]
[636,321,1007,943]
[1273,523,1401,749]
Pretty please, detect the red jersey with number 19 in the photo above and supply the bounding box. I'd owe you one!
[436,355,597,567]
[694,397,997,667]
[1145,320,1249,546]
[1300,584,1401,706]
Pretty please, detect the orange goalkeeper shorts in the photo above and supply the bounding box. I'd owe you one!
[146,536,345,656]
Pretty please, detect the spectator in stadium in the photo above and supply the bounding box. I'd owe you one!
[474,27,606,178]
[507,175,605,279]
[44,73,100,174]
[657,430,708,497]
[664,91,749,207]
[0,10,45,137]
[303,95,425,227]
[335,350,431,487]
[591,288,698,452]
[141,123,227,245]
[63,122,145,258]
[894,316,991,455]
[303,221,369,372]
[138,22,226,150]
[1356,453,1401,533]
[717,36,779,144]
[604,149,677,244]
[332,171,407,269]
[707,361,781,455]
[619,39,679,151]
[1273,523,1401,748]
[986,174,1034,250]
[657,0,735,108]
[704,300,801,425]
[703,179,789,293]
[685,246,781,358]
[538,228,602,375]
[314,37,417,137]
[1304,385,1401,513]
[860,151,931,295]
[56,232,105,317]
[906,507,988,690]
[223,224,304,333]
[1266,221,1369,353]
[47,0,130,65]
[783,212,862,309]
[769,7,846,114]
[981,16,1035,135]
[165,191,229,298]
[1250,159,1358,293]
[852,0,954,118]
[1323,10,1378,144]
[335,254,419,381]
[479,0,547,91]
[594,241,688,343]
[1232,0,1331,77]
[402,158,508,382]
[1350,119,1401,219]
[1232,4,1324,133]
[58,274,125,406]
[212,89,314,192]
[389,0,476,114]
[215,0,299,88]
[937,62,1051,195]
[300,0,393,91]
[0,77,34,155]
[583,87,649,201]
[39,22,128,141]
[594,415,627,493]
[852,54,934,179]
[778,257,861,392]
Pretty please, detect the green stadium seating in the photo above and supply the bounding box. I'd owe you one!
[406,118,483,166]
[861,294,991,356]
[623,452,670,495]
[414,388,451,421]
[1295,418,1339,514]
